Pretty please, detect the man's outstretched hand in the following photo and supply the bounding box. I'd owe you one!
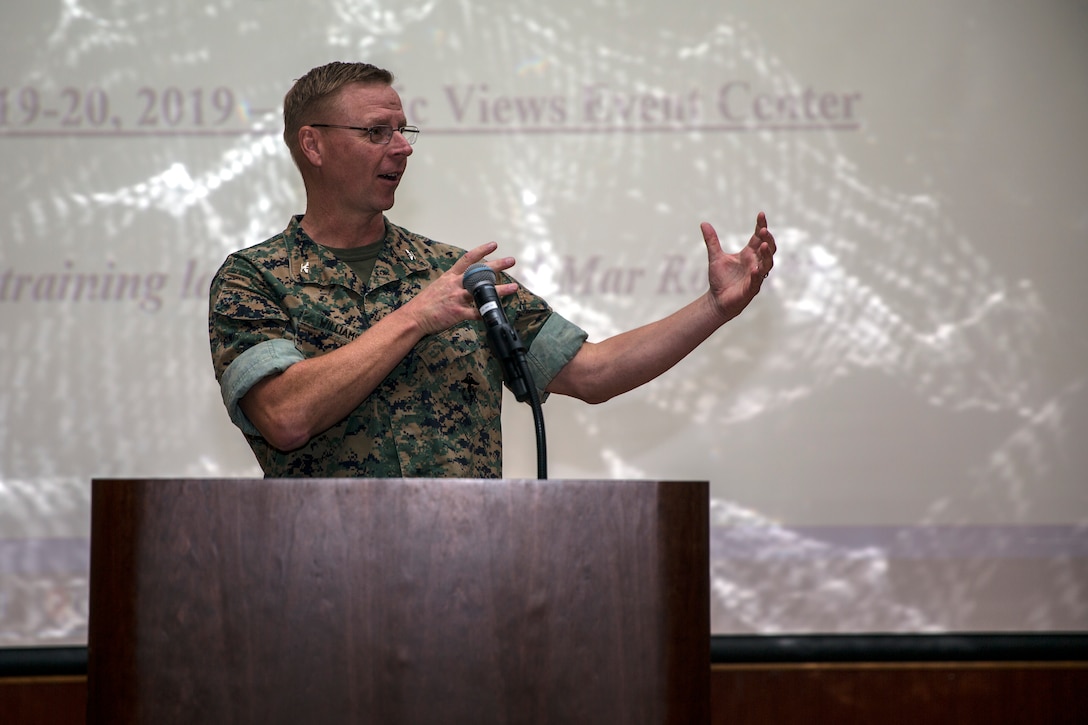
[702,211,776,323]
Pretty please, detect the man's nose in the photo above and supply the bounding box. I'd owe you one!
[390,129,414,154]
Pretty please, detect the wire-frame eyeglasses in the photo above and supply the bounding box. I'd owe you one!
[310,123,420,145]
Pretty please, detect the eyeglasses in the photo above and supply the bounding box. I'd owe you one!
[310,123,420,145]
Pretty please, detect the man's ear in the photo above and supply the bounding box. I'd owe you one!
[299,127,322,166]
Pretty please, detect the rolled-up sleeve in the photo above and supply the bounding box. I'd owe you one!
[219,338,304,435]
[524,312,587,400]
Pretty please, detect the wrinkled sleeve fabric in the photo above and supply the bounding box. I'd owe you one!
[219,338,304,434]
[497,268,587,402]
[524,312,587,400]
[209,251,302,435]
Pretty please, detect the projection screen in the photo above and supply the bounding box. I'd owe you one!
[1,0,1086,647]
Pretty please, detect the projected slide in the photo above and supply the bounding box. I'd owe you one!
[1,1,1086,646]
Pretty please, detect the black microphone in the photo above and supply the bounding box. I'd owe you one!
[463,263,531,401]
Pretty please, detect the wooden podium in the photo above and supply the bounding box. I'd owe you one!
[87,478,709,724]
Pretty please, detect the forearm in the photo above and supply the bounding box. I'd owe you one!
[547,291,725,404]
[240,307,425,450]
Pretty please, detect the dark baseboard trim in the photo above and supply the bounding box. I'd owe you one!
[0,647,87,678]
[2,633,1086,677]
[711,633,1088,663]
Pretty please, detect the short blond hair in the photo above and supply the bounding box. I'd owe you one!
[283,62,395,169]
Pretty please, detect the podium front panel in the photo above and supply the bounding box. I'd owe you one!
[88,478,708,724]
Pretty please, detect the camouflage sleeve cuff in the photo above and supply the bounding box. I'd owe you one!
[220,338,304,435]
[525,312,588,400]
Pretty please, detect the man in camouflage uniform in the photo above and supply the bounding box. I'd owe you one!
[209,61,777,478]
[210,213,584,477]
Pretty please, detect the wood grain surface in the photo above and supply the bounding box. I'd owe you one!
[87,478,709,725]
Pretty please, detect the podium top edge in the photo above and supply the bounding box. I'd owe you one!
[90,477,709,485]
